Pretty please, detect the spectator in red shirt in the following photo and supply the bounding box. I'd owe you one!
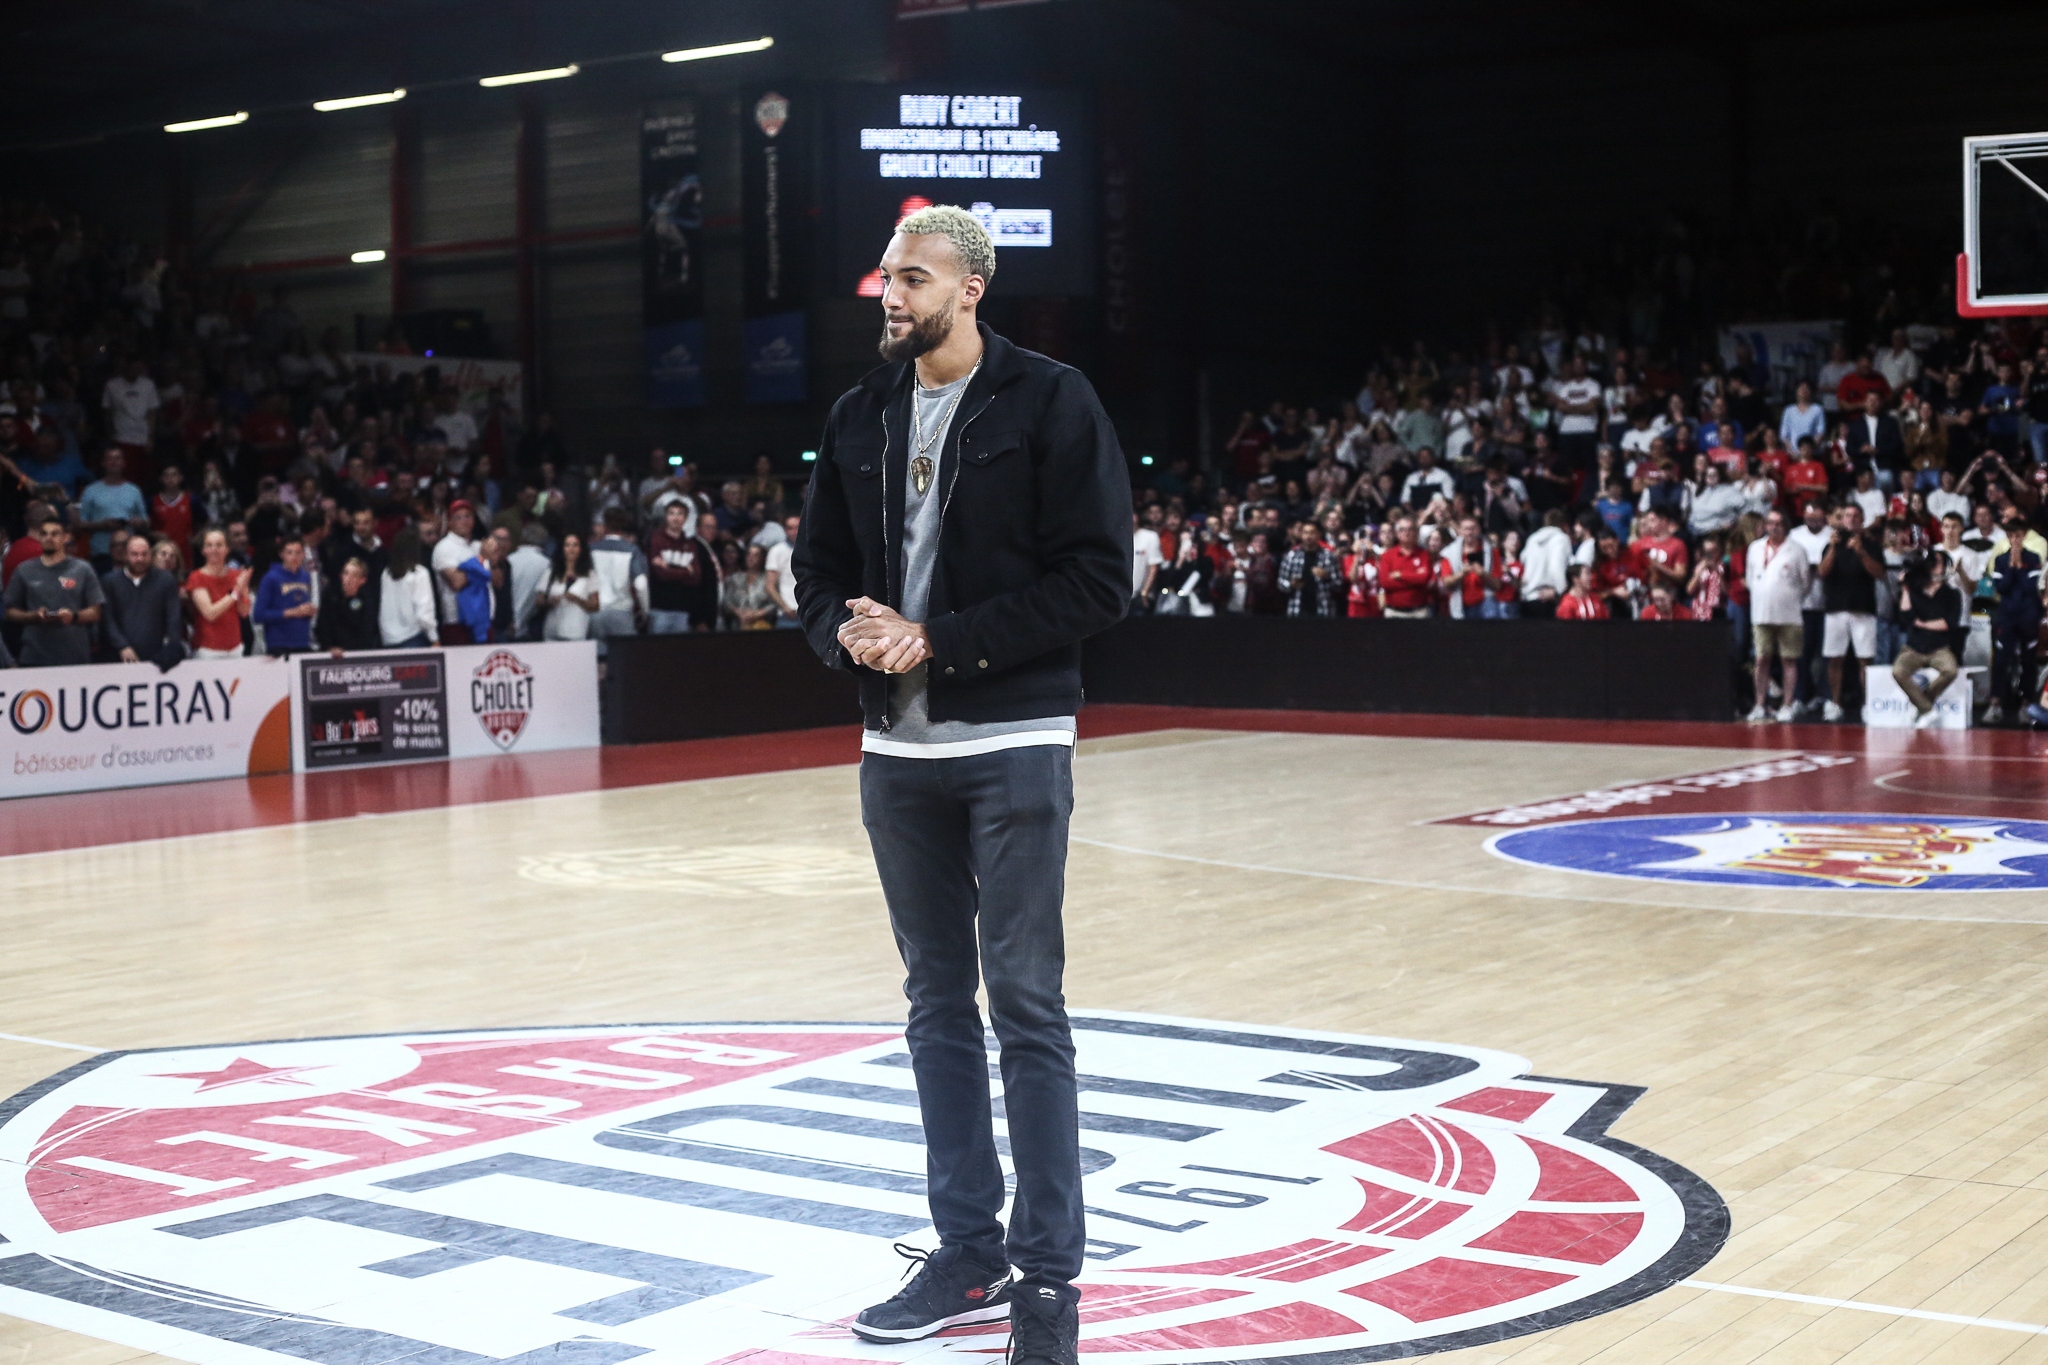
[1438,515,1494,620]
[1590,528,1635,614]
[150,464,193,559]
[241,392,296,475]
[1835,354,1893,413]
[1555,562,1611,619]
[1225,411,1271,484]
[3,498,52,587]
[1706,423,1747,478]
[1491,530,1524,618]
[1378,515,1437,618]
[1687,533,1727,621]
[1631,509,1690,598]
[1638,585,1679,620]
[1241,531,1283,615]
[1344,539,1381,618]
[1754,427,1791,485]
[1782,437,1831,514]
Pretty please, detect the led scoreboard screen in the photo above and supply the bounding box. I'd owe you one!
[836,87,1095,297]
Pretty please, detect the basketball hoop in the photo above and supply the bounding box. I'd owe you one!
[1960,132,2048,317]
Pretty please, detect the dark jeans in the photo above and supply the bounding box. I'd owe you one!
[858,743,1083,1289]
[1796,607,1826,703]
[1993,624,2039,704]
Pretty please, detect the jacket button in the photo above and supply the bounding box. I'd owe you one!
[944,666,955,675]
[977,659,989,668]
[859,463,873,473]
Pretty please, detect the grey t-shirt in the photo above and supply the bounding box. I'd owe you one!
[3,556,105,666]
[864,369,1075,755]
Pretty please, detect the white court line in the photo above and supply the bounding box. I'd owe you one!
[1685,1279,2048,1335]
[1873,769,2048,805]
[0,1032,106,1054]
[0,729,1263,864]
[1068,836,2048,926]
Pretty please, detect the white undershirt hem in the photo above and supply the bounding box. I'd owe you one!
[860,728,1077,759]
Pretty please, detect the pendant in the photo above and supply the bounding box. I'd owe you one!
[911,455,934,494]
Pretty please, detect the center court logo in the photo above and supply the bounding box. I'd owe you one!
[1488,813,2048,890]
[0,1015,1724,1364]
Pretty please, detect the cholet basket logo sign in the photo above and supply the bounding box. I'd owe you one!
[0,1015,1725,1364]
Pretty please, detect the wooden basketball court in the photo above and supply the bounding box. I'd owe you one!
[4,706,2048,1364]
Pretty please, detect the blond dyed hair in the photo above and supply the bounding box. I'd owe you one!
[895,204,997,284]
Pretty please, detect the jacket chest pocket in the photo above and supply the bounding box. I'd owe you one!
[958,428,1023,468]
[835,443,884,481]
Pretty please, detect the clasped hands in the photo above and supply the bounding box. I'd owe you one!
[837,596,929,674]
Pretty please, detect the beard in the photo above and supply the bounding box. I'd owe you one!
[878,305,955,363]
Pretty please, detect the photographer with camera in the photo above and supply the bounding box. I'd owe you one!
[1891,550,1965,728]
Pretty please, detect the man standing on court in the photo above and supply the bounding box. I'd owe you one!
[792,205,1132,1365]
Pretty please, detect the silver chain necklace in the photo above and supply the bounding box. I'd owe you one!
[909,356,981,494]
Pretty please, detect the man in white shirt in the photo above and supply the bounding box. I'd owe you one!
[1746,509,1815,722]
[1815,343,1855,413]
[1618,410,1658,456]
[430,501,483,640]
[1399,448,1456,510]
[101,358,159,454]
[431,392,479,452]
[507,523,552,639]
[764,514,802,627]
[1787,501,1834,713]
[1131,512,1163,608]
[1519,509,1573,615]
[1493,345,1534,396]
[1550,355,1604,471]
[1876,328,1922,395]
[1925,469,1971,524]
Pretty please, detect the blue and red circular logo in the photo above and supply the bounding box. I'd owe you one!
[1488,814,2048,891]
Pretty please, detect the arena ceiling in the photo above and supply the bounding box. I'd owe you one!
[3,0,2037,149]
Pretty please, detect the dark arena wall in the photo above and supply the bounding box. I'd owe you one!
[601,618,1734,743]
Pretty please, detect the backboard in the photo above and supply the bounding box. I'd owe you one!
[1961,131,2048,316]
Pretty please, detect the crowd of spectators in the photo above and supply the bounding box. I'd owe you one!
[1131,320,2048,726]
[6,194,2044,726]
[0,200,803,673]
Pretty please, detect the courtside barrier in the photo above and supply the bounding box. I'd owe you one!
[289,640,599,773]
[0,655,294,797]
[1082,615,1735,720]
[598,615,1735,743]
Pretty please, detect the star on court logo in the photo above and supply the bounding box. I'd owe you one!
[0,1015,1726,1363]
[1487,813,2048,891]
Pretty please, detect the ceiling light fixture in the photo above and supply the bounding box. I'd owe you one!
[350,250,387,264]
[661,36,774,63]
[478,64,579,88]
[314,89,406,112]
[164,112,248,133]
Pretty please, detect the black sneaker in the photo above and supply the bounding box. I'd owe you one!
[1007,1283,1080,1364]
[850,1242,1012,1343]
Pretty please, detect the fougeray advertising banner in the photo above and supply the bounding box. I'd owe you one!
[289,641,598,773]
[642,100,706,409]
[743,87,810,404]
[0,656,291,798]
